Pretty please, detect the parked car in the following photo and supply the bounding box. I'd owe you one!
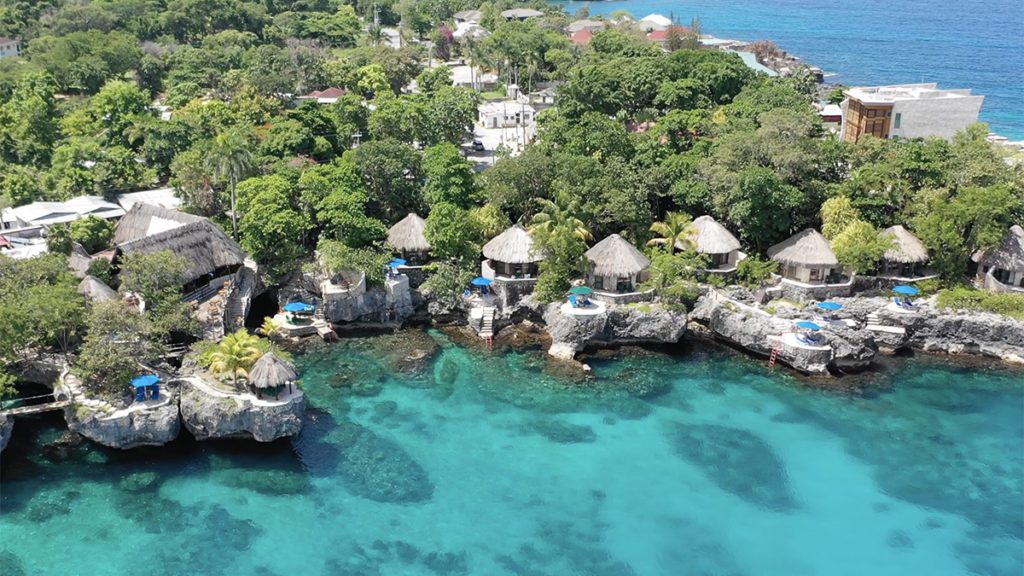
[472,140,485,152]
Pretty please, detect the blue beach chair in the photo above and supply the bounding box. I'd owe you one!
[568,295,578,308]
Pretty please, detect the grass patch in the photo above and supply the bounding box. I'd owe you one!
[765,297,801,315]
[936,287,1024,320]
[627,302,654,313]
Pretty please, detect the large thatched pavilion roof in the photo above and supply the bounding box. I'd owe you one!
[387,213,430,253]
[482,224,543,264]
[767,229,838,267]
[972,224,1024,271]
[684,215,742,254]
[114,203,246,283]
[881,225,929,264]
[586,234,650,277]
[248,352,298,389]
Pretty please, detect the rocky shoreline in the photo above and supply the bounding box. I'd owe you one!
[4,282,1022,454]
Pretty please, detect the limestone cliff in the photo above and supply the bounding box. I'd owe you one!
[178,377,305,442]
[689,294,877,375]
[63,393,181,449]
[542,302,688,360]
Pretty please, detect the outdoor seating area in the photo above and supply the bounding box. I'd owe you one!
[247,352,299,400]
[887,285,920,313]
[131,374,161,402]
[560,286,607,316]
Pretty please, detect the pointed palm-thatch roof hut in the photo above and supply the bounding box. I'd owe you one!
[768,229,839,284]
[114,203,246,289]
[685,215,744,271]
[483,224,540,264]
[586,234,650,293]
[685,216,742,254]
[482,224,544,279]
[881,225,928,264]
[77,275,118,302]
[387,213,430,259]
[972,225,1024,291]
[248,352,298,394]
[879,225,929,277]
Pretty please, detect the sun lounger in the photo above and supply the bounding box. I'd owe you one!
[568,295,578,308]
[151,385,160,400]
[135,388,146,402]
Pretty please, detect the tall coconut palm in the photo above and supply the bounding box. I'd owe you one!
[207,329,263,389]
[647,212,696,254]
[206,130,253,240]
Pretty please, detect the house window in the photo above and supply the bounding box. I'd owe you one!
[809,268,821,282]
[894,113,901,129]
[867,110,877,118]
[593,276,604,290]
[616,277,631,292]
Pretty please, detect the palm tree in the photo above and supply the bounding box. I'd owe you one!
[366,25,386,47]
[529,194,592,244]
[647,212,696,254]
[207,329,263,389]
[206,130,253,240]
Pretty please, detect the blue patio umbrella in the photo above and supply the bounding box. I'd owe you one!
[131,374,160,388]
[795,321,822,331]
[283,302,314,313]
[892,285,919,296]
[470,277,493,286]
[387,258,407,268]
[816,302,843,312]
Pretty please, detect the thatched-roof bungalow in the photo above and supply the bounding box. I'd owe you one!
[972,224,1024,292]
[77,275,118,303]
[586,234,650,293]
[481,224,544,279]
[113,203,247,293]
[879,225,930,278]
[768,229,839,284]
[248,352,298,398]
[387,213,430,262]
[685,216,744,273]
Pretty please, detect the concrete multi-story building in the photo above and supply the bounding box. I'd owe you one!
[840,83,983,142]
[0,37,20,58]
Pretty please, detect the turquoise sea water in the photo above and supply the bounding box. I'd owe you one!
[553,0,1024,139]
[1,331,1023,575]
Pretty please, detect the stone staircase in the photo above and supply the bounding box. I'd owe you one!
[61,372,115,416]
[480,307,496,339]
[224,258,259,331]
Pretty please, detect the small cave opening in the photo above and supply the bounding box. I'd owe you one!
[246,289,280,331]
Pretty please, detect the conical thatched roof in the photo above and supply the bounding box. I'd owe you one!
[387,213,430,253]
[248,352,298,389]
[482,224,543,264]
[115,203,246,283]
[586,234,650,277]
[881,225,929,264]
[77,275,118,302]
[767,229,838,267]
[972,224,1024,271]
[684,215,742,254]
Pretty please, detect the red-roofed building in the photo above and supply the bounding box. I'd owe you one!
[298,87,348,104]
[570,29,593,46]
[647,26,690,49]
